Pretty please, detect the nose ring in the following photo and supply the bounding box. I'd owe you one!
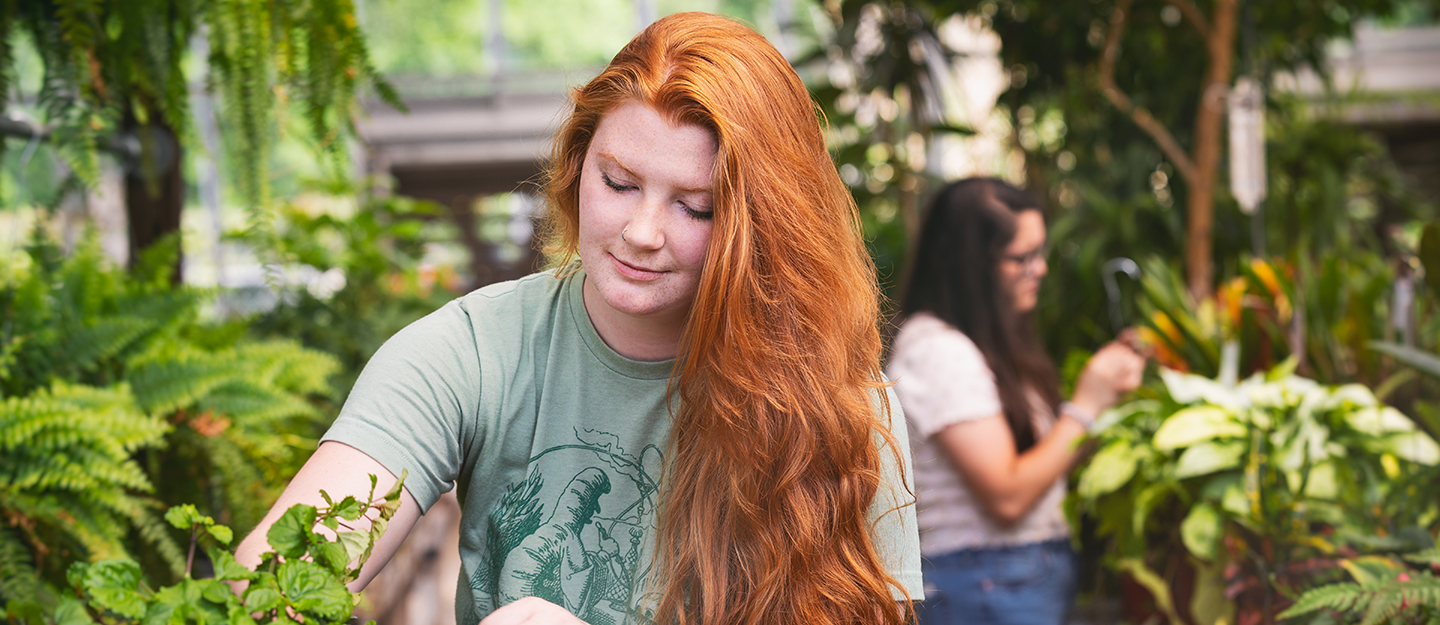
[622,226,630,242]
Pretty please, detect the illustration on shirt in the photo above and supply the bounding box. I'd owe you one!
[470,427,664,625]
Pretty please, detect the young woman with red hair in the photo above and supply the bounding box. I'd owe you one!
[235,12,922,625]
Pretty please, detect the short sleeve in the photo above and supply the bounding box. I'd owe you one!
[869,384,924,601]
[321,300,481,512]
[886,314,1003,438]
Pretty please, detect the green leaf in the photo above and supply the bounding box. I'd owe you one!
[1339,555,1408,585]
[1175,441,1246,479]
[198,579,237,605]
[1189,557,1236,625]
[1131,482,1173,537]
[208,549,256,582]
[1181,503,1223,560]
[1377,431,1440,465]
[1154,406,1246,450]
[53,598,95,625]
[164,505,210,531]
[336,529,370,567]
[379,470,408,521]
[1304,462,1338,499]
[267,504,318,559]
[80,560,147,618]
[1419,220,1440,296]
[1369,341,1440,379]
[242,579,284,612]
[1265,356,1300,381]
[331,496,364,521]
[207,525,234,546]
[278,560,352,619]
[1346,407,1419,436]
[1077,440,1142,498]
[1118,559,1182,624]
[311,539,351,576]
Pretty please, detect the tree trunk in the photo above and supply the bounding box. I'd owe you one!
[1185,0,1239,301]
[124,116,186,285]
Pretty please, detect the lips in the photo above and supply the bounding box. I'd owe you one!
[609,253,666,280]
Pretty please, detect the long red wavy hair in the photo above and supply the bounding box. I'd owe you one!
[541,13,910,625]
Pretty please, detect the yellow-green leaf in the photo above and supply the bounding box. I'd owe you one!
[1181,503,1222,560]
[1175,441,1246,479]
[1154,406,1246,450]
[1077,440,1141,499]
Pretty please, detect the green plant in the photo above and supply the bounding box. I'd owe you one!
[4,475,404,625]
[1070,360,1440,624]
[1,226,340,603]
[1134,253,1403,389]
[1280,548,1440,625]
[242,178,461,394]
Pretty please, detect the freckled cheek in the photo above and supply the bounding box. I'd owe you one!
[675,228,713,273]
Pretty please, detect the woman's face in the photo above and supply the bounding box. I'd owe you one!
[577,100,717,335]
[998,209,1048,313]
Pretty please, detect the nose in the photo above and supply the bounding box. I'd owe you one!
[624,198,666,249]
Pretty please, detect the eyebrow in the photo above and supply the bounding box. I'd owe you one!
[596,152,713,196]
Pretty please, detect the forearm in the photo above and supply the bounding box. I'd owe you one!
[937,416,1087,525]
[234,441,423,591]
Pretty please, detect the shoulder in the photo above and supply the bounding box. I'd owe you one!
[889,312,988,374]
[457,268,572,321]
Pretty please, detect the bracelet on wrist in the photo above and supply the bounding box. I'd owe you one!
[1059,402,1097,430]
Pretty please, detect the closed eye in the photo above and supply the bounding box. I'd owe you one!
[601,172,634,192]
[681,203,713,221]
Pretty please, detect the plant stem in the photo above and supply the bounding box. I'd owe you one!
[185,526,197,578]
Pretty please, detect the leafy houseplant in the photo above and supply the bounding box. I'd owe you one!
[1069,360,1440,624]
[5,474,404,625]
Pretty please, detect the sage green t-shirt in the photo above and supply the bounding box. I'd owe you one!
[322,268,922,625]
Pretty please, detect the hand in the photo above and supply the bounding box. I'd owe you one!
[480,597,589,625]
[1070,340,1146,416]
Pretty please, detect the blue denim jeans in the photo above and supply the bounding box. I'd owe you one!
[915,539,1078,625]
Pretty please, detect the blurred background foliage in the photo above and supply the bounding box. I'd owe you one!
[6,0,1440,621]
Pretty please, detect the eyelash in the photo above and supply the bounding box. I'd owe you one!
[601,172,712,221]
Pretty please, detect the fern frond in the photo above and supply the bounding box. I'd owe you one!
[1281,582,1368,618]
[0,527,43,604]
[127,357,232,415]
[125,500,186,578]
[1407,548,1440,566]
[200,379,318,424]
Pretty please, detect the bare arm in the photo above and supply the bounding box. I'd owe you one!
[935,342,1144,525]
[233,441,425,591]
[934,413,1087,525]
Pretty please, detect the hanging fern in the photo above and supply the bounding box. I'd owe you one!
[4,0,402,216]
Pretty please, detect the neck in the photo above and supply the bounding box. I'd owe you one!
[581,276,686,362]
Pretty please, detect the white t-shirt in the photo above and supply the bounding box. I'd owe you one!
[886,312,1070,556]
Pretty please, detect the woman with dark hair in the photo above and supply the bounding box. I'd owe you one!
[887,177,1144,625]
[234,12,922,625]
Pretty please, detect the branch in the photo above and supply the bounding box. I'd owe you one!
[1164,0,1211,38]
[1098,0,1200,184]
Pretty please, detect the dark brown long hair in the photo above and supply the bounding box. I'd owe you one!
[899,177,1060,451]
[541,12,911,625]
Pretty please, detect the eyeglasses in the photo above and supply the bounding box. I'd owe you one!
[1002,243,1049,278]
